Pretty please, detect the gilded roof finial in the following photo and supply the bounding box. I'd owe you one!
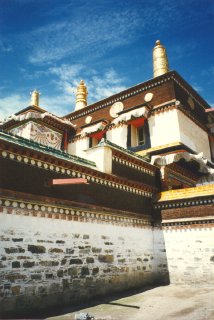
[30,89,40,106]
[153,40,169,78]
[75,80,88,111]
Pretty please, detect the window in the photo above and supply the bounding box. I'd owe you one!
[89,137,99,148]
[127,125,145,147]
[137,126,145,145]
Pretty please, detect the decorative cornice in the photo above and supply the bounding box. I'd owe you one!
[165,164,199,186]
[64,71,210,122]
[156,184,214,202]
[64,72,176,121]
[171,73,210,110]
[1,110,75,131]
[151,102,208,133]
[0,196,152,228]
[161,218,214,230]
[112,155,155,176]
[154,197,214,210]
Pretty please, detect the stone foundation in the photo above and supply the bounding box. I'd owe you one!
[162,223,214,284]
[0,202,168,317]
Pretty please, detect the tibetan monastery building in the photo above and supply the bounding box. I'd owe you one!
[0,41,214,317]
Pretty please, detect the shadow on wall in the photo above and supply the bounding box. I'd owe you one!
[153,226,170,285]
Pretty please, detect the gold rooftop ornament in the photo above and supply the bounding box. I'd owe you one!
[75,80,88,111]
[30,89,40,106]
[153,40,169,78]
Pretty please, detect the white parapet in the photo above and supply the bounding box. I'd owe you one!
[84,144,112,174]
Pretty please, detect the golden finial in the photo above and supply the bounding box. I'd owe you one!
[30,89,40,106]
[75,80,88,111]
[153,40,169,78]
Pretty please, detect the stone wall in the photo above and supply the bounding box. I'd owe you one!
[0,201,168,317]
[162,223,214,284]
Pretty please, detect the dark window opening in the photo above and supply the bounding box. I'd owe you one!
[137,126,145,145]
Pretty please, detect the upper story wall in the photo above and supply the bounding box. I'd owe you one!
[65,76,175,134]
[66,72,212,162]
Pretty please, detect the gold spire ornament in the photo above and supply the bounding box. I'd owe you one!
[153,40,169,78]
[75,80,88,111]
[30,89,40,106]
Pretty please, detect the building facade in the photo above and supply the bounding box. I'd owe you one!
[0,41,214,317]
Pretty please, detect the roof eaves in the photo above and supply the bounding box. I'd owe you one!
[0,129,96,169]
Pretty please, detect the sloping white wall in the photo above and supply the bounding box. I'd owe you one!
[148,109,180,148]
[177,110,211,160]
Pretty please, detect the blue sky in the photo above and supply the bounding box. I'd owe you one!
[0,0,214,120]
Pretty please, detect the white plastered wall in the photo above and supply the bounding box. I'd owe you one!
[84,145,112,173]
[148,109,180,148]
[177,110,211,160]
[148,109,211,160]
[106,125,128,148]
[67,137,89,158]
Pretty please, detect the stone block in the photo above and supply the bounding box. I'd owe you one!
[23,261,35,268]
[68,267,78,276]
[92,247,102,253]
[81,267,90,276]
[61,258,67,265]
[98,255,114,263]
[5,274,26,282]
[85,277,94,287]
[66,248,74,254]
[28,245,46,254]
[37,286,47,294]
[57,269,64,277]
[101,235,110,240]
[83,235,90,239]
[79,248,91,255]
[0,236,10,241]
[12,238,23,242]
[72,279,82,288]
[86,257,94,264]
[5,247,25,254]
[62,278,69,289]
[49,248,64,253]
[105,249,113,253]
[17,255,32,260]
[92,267,99,275]
[37,239,54,243]
[31,273,42,280]
[70,258,83,265]
[11,285,21,295]
[78,245,91,249]
[39,260,52,267]
[12,261,21,268]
